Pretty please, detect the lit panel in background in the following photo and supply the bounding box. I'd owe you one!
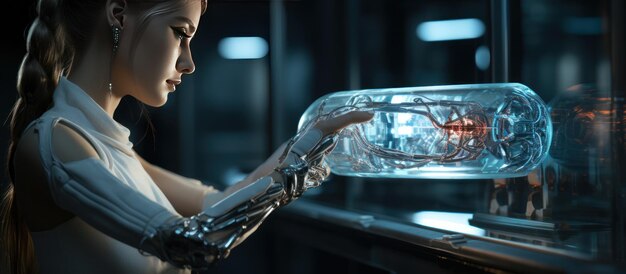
[218,37,269,59]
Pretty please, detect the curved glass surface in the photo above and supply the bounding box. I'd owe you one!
[298,83,552,179]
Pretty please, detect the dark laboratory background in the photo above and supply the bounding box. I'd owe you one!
[2,0,626,273]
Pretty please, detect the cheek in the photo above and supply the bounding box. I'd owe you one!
[133,35,179,85]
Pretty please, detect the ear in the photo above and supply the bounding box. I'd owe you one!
[106,0,128,28]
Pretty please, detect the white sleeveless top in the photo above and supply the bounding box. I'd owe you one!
[29,78,189,274]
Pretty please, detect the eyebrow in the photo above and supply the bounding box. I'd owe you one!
[173,16,197,33]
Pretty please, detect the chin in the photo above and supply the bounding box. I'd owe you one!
[143,95,168,107]
[153,98,168,107]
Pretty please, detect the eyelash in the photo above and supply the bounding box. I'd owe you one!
[172,27,192,40]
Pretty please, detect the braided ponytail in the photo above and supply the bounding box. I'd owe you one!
[12,0,68,147]
[1,0,69,273]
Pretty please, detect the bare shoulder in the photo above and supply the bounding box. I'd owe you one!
[16,121,99,165]
[51,121,99,162]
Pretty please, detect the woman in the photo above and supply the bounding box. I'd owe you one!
[0,0,373,273]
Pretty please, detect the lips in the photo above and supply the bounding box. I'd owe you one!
[166,79,181,86]
[166,79,181,90]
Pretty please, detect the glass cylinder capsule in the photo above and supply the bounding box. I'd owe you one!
[298,83,552,179]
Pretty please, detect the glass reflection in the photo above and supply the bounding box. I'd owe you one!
[412,211,486,236]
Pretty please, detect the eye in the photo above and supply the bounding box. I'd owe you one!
[172,27,192,41]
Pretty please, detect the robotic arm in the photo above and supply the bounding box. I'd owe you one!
[46,125,336,270]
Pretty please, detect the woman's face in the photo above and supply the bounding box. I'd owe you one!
[114,1,202,107]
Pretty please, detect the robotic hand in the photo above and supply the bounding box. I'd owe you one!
[148,127,339,269]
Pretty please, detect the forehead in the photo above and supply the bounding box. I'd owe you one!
[140,0,203,25]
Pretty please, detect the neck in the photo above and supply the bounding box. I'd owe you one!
[67,46,123,117]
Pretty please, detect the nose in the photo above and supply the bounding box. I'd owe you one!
[176,46,196,74]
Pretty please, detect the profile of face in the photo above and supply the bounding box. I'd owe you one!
[111,0,202,107]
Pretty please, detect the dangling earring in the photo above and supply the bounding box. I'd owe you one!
[112,25,121,53]
[109,25,121,92]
